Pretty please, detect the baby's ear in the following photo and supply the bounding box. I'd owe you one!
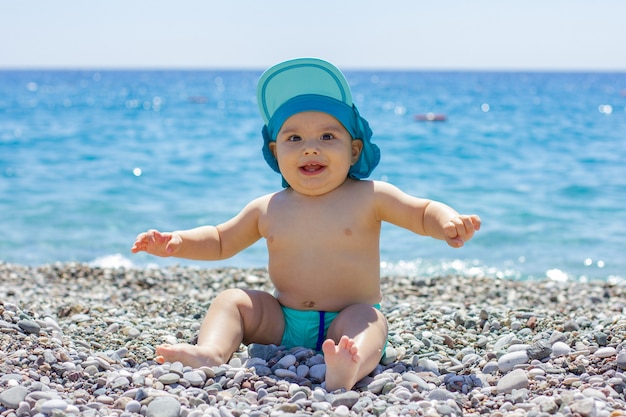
[269,141,277,158]
[351,139,363,164]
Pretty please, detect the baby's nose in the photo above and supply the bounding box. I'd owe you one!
[302,140,320,154]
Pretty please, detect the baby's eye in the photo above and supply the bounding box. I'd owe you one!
[288,135,301,142]
[320,133,335,141]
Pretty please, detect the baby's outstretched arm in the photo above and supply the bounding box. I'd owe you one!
[131,195,267,261]
[131,229,184,257]
[131,226,224,259]
[374,181,481,247]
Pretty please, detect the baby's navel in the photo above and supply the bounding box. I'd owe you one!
[303,301,316,308]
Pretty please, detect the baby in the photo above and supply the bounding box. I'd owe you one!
[131,58,481,391]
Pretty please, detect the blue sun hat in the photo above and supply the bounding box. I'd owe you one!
[257,58,380,187]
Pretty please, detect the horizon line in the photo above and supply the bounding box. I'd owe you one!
[2,65,626,74]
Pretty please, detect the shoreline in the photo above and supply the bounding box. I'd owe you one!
[2,262,626,416]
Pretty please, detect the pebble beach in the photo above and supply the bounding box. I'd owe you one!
[1,262,626,417]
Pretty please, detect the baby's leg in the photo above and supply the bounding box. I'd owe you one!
[156,288,284,368]
[322,304,387,391]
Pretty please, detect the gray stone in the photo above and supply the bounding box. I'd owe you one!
[146,397,181,417]
[0,385,28,409]
[0,374,24,384]
[497,350,528,372]
[367,377,393,394]
[183,371,206,387]
[125,400,142,413]
[309,363,326,381]
[482,360,499,374]
[548,330,567,344]
[494,333,516,351]
[158,373,180,385]
[274,368,297,379]
[40,399,68,414]
[381,346,398,365]
[169,361,184,376]
[276,354,296,368]
[527,339,552,360]
[331,391,360,409]
[252,365,271,377]
[417,358,439,374]
[17,319,40,335]
[248,344,278,361]
[569,397,596,417]
[427,388,455,401]
[111,376,130,389]
[594,331,608,346]
[497,369,528,393]
[401,372,429,391]
[16,401,31,416]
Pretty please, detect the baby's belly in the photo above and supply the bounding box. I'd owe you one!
[274,286,382,312]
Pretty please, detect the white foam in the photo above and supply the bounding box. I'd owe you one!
[380,258,523,280]
[89,254,135,269]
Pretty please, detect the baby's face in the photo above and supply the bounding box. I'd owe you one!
[270,111,363,195]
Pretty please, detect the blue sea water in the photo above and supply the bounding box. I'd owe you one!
[1,69,625,282]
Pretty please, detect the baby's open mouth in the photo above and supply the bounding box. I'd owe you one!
[300,164,325,174]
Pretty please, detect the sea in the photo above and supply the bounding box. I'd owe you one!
[1,69,625,282]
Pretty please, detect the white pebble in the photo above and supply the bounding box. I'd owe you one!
[497,350,528,372]
[594,346,617,359]
[125,400,142,413]
[497,369,529,393]
[40,399,68,414]
[551,341,571,357]
[335,405,350,417]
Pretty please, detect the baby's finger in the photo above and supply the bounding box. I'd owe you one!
[442,221,463,248]
[460,216,475,240]
[146,229,159,244]
[130,233,148,253]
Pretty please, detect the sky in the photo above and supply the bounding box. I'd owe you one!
[1,0,626,71]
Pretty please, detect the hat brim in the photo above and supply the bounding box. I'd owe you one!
[257,58,353,125]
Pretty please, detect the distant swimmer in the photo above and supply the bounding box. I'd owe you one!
[188,96,209,104]
[414,112,447,122]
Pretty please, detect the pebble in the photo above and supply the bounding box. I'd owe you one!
[17,319,40,335]
[594,346,617,358]
[158,373,180,385]
[146,396,181,417]
[40,399,68,414]
[2,262,626,416]
[551,341,572,356]
[497,350,528,372]
[526,339,552,360]
[497,369,529,393]
[0,385,28,409]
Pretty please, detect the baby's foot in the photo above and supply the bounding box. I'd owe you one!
[155,343,225,369]
[322,336,361,391]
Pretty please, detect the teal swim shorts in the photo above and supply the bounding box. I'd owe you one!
[280,304,383,352]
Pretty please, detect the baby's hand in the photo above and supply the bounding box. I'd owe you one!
[442,215,481,248]
[130,229,182,257]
